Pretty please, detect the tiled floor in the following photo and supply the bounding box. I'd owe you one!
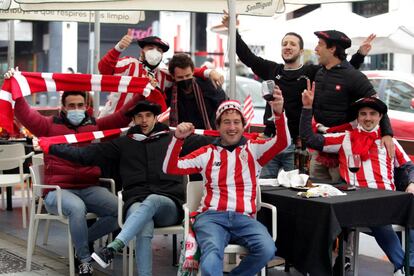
[0,197,398,276]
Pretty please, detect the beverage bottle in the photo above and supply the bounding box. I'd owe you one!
[298,139,309,175]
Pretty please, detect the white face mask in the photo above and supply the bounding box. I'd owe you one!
[66,110,85,126]
[144,49,163,66]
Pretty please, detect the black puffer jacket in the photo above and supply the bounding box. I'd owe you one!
[312,60,375,126]
[50,123,212,221]
[312,60,393,135]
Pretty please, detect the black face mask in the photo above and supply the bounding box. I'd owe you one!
[176,78,193,91]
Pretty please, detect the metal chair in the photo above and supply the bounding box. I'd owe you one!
[352,225,405,276]
[183,181,277,276]
[118,191,184,276]
[26,164,115,276]
[0,143,34,228]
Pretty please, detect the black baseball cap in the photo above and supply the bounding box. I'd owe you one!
[137,36,170,52]
[314,30,352,49]
[125,100,161,117]
[349,96,388,120]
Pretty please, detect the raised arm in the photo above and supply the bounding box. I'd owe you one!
[163,123,205,175]
[221,11,279,80]
[300,80,324,151]
[14,97,51,138]
[193,67,224,88]
[300,80,345,152]
[98,29,133,75]
[253,86,291,165]
[4,68,51,137]
[349,34,376,69]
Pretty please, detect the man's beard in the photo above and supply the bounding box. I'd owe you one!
[283,55,300,64]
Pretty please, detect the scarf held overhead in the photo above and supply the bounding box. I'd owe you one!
[0,71,166,133]
[37,126,260,154]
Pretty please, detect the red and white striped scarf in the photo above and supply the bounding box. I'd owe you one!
[0,71,166,133]
[37,126,260,153]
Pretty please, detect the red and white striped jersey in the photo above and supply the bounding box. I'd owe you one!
[98,48,173,117]
[322,130,411,190]
[163,113,291,216]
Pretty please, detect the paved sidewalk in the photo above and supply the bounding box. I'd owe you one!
[0,231,69,276]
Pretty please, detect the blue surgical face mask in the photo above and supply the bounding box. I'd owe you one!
[66,110,85,126]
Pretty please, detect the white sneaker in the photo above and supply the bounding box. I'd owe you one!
[394,268,405,276]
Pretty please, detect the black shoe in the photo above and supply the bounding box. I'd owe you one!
[74,256,80,273]
[91,247,115,268]
[333,256,351,276]
[78,262,93,276]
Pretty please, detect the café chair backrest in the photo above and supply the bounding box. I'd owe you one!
[0,143,33,228]
[0,143,27,171]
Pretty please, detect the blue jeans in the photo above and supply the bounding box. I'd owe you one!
[260,143,295,178]
[44,186,118,262]
[116,194,179,276]
[369,226,414,271]
[193,210,275,276]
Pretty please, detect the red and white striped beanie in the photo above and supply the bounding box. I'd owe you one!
[215,100,245,123]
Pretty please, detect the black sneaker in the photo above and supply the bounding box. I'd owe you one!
[333,256,351,276]
[78,262,93,276]
[91,247,115,268]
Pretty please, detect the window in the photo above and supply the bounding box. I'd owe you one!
[375,79,414,114]
[352,0,388,18]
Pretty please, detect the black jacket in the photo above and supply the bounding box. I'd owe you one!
[235,31,366,139]
[165,77,227,130]
[50,123,212,221]
[312,60,393,136]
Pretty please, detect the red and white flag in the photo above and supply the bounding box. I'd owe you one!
[243,95,254,129]
[0,71,166,133]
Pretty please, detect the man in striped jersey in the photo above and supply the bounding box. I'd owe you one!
[163,89,291,275]
[300,87,414,276]
[98,29,224,118]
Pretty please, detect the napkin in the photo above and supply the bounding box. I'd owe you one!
[277,169,309,188]
[298,184,347,198]
[258,178,279,186]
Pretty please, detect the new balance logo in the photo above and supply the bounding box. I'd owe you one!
[213,161,221,166]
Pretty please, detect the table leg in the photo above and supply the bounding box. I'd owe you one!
[405,227,410,275]
[284,262,290,272]
[338,231,345,276]
[6,186,12,210]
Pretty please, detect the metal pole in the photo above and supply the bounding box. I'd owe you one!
[228,0,236,100]
[7,20,15,69]
[190,12,196,61]
[93,11,100,116]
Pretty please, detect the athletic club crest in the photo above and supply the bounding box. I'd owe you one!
[239,149,248,163]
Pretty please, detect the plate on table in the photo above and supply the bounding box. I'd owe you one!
[290,186,311,191]
[290,184,319,191]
